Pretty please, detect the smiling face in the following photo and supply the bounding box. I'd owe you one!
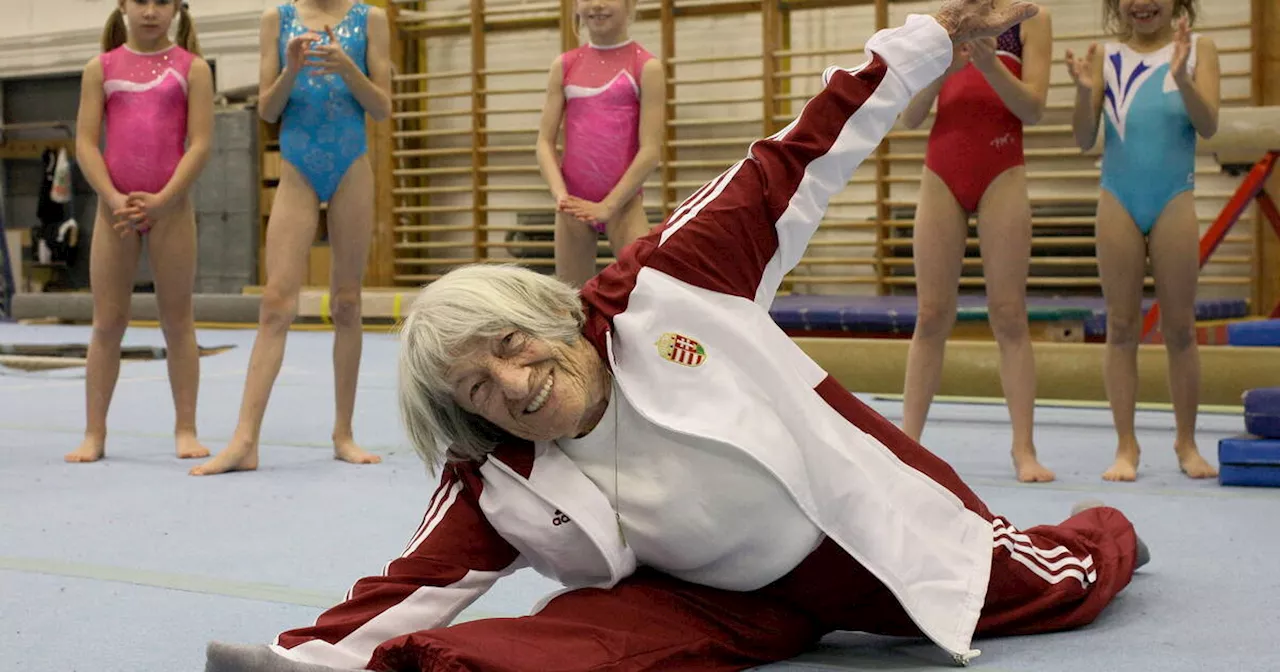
[120,0,178,44]
[1108,0,1195,37]
[446,330,610,443]
[575,0,632,44]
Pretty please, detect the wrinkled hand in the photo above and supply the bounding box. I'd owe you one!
[284,33,319,75]
[1064,42,1099,92]
[935,0,1039,43]
[1170,16,1192,86]
[106,192,149,237]
[558,196,615,226]
[968,36,998,72]
[305,26,357,78]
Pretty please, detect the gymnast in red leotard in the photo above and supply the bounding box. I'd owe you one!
[926,25,1027,213]
[899,1,1056,484]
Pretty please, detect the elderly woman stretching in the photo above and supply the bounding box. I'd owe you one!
[206,1,1147,670]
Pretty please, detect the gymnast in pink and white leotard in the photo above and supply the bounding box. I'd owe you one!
[560,40,655,233]
[100,43,196,197]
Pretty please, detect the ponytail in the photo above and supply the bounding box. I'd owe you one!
[176,4,203,56]
[101,7,127,52]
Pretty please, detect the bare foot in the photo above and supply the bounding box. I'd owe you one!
[190,438,259,475]
[176,432,211,460]
[65,436,105,463]
[1012,447,1055,483]
[1176,439,1218,479]
[334,436,381,465]
[1102,437,1141,482]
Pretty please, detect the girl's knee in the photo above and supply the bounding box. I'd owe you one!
[986,300,1029,344]
[157,306,195,342]
[914,303,957,340]
[92,310,131,343]
[1159,319,1197,351]
[91,314,129,345]
[1106,314,1142,348]
[329,289,362,329]
[259,289,299,332]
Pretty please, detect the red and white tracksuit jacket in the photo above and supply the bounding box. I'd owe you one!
[273,14,1003,668]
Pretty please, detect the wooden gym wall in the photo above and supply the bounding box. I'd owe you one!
[375,0,1265,307]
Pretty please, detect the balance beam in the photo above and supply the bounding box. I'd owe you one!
[10,292,262,323]
[794,337,1280,407]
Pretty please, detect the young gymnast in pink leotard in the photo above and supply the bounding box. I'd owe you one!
[536,0,664,287]
[65,0,215,464]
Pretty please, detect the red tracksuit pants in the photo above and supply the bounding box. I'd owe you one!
[365,396,1140,672]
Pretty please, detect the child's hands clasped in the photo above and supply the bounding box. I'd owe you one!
[967,37,999,72]
[558,196,615,227]
[107,192,149,237]
[305,26,358,78]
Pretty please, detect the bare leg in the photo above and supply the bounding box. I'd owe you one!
[66,203,142,462]
[603,192,651,256]
[324,156,380,465]
[902,167,968,441]
[1147,191,1216,478]
[555,210,601,287]
[976,167,1053,483]
[147,198,209,459]
[190,162,320,475]
[1095,189,1147,482]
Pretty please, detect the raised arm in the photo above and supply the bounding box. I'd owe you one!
[589,3,1039,311]
[901,41,971,129]
[257,7,300,124]
[970,7,1052,124]
[256,466,522,669]
[1066,42,1104,150]
[1174,26,1219,138]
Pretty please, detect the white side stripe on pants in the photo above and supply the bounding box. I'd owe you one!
[660,160,745,246]
[992,518,1097,588]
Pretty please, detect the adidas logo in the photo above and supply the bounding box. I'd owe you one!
[551,509,571,526]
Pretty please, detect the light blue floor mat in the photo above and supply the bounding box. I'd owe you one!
[2,323,1276,671]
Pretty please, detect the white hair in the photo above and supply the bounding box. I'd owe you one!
[397,264,585,468]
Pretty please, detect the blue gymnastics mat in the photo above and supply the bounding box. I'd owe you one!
[1228,319,1280,347]
[1219,435,1280,487]
[769,295,1250,338]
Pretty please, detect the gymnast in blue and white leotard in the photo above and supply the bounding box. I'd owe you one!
[1099,35,1199,235]
[277,1,370,203]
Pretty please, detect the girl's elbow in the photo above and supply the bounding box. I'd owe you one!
[74,140,97,164]
[1202,114,1219,139]
[1025,102,1046,126]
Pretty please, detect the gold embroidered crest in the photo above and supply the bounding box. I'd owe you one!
[655,332,707,367]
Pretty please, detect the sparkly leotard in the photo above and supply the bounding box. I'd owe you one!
[101,44,195,195]
[560,40,655,233]
[924,25,1024,214]
[277,2,370,203]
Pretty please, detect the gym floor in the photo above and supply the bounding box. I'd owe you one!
[1,323,1276,672]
